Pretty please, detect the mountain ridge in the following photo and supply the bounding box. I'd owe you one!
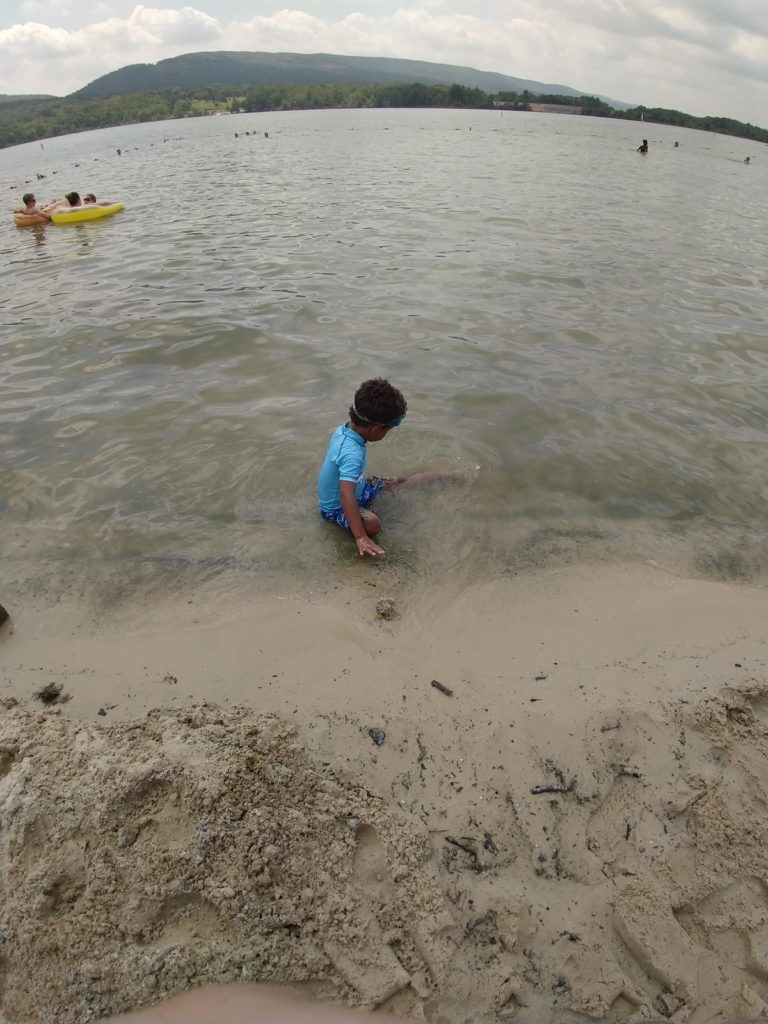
[71,50,633,109]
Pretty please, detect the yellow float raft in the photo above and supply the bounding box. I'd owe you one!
[14,203,125,227]
[51,203,124,225]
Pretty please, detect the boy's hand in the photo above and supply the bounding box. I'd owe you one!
[355,535,385,558]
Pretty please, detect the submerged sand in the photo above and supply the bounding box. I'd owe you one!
[1,563,767,1022]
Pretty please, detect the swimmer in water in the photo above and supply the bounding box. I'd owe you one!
[13,192,52,220]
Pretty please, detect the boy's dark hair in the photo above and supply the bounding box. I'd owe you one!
[22,193,34,205]
[349,378,407,426]
[65,191,80,206]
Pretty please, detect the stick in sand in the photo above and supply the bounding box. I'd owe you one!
[431,679,453,697]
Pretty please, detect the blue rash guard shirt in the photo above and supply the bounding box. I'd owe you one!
[317,424,368,513]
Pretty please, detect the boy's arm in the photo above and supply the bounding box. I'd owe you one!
[384,470,474,490]
[339,481,384,557]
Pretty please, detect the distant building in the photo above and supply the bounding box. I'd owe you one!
[528,103,582,115]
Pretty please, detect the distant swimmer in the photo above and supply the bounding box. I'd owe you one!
[744,156,751,165]
[83,193,113,206]
[637,139,649,154]
[13,193,52,220]
[674,140,679,148]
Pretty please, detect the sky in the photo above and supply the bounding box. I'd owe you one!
[1,1,766,125]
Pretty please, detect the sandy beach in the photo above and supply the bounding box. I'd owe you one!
[1,561,767,1022]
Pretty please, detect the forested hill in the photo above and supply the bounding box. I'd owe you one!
[72,50,629,109]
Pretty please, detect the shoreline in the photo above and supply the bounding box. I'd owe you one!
[2,561,767,1022]
[2,560,764,726]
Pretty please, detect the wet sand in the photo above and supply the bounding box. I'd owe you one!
[1,562,767,1022]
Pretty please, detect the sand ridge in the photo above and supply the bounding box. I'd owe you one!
[2,674,767,1022]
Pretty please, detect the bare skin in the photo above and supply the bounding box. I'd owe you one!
[340,479,385,557]
[41,197,73,212]
[386,471,469,489]
[101,982,406,1023]
[339,421,393,557]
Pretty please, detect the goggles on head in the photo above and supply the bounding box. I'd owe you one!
[352,401,405,428]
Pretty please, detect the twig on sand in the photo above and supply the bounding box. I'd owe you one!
[531,781,574,795]
[430,679,453,697]
[483,832,498,853]
[668,787,709,818]
[445,835,482,870]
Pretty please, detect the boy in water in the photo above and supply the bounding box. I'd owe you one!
[318,378,472,557]
[318,378,408,557]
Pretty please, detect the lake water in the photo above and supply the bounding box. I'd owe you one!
[2,109,767,606]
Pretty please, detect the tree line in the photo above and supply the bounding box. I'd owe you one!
[1,81,766,150]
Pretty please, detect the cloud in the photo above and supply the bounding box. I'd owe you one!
[87,4,221,48]
[20,0,72,16]
[546,0,768,40]
[0,6,222,95]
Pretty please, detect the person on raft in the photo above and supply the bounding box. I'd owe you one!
[83,193,114,206]
[13,193,52,220]
[42,191,82,212]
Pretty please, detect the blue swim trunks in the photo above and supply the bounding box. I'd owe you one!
[320,477,385,532]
